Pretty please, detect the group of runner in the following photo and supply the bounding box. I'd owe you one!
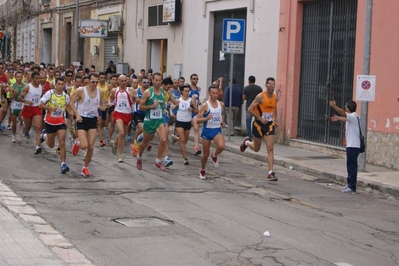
[0,60,279,181]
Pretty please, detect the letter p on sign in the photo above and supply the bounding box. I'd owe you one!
[226,21,240,40]
[222,19,245,42]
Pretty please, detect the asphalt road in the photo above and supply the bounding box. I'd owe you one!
[1,130,399,266]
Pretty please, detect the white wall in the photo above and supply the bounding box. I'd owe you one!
[124,0,184,75]
[182,0,280,100]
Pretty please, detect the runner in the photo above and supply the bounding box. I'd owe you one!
[131,75,151,156]
[109,75,136,162]
[18,71,44,154]
[39,77,70,174]
[136,73,168,171]
[106,74,119,144]
[196,85,225,180]
[189,74,202,155]
[8,70,25,142]
[240,77,278,181]
[0,62,10,131]
[69,73,104,177]
[171,84,198,165]
[97,72,109,147]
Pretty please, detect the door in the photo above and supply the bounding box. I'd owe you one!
[103,37,118,71]
[66,22,72,66]
[297,0,357,146]
[41,28,52,64]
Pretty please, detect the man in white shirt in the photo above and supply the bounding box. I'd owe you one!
[330,100,360,195]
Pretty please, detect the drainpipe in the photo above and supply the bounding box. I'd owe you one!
[55,0,60,65]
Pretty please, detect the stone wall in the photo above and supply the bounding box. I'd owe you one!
[367,131,399,170]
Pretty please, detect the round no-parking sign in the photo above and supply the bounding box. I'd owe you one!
[356,75,375,101]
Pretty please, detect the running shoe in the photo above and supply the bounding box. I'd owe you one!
[55,147,60,154]
[40,129,47,143]
[125,134,131,141]
[11,135,16,143]
[105,139,110,145]
[267,172,278,181]
[137,158,143,170]
[341,185,348,192]
[154,161,166,171]
[0,123,5,131]
[193,147,201,155]
[240,136,250,152]
[81,167,90,177]
[137,133,143,143]
[111,141,117,155]
[211,153,219,168]
[99,139,105,147]
[163,157,173,167]
[61,163,70,174]
[34,146,42,155]
[183,158,189,165]
[342,187,356,195]
[147,143,152,152]
[169,134,176,145]
[198,170,206,180]
[118,154,124,163]
[72,139,80,156]
[7,124,11,130]
[24,132,30,139]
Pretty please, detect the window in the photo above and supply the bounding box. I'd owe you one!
[148,5,168,27]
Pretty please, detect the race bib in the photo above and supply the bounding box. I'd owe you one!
[150,108,162,119]
[11,101,24,110]
[211,113,222,124]
[32,96,40,105]
[179,102,189,111]
[51,108,64,118]
[262,112,273,121]
[85,111,97,118]
[118,102,128,108]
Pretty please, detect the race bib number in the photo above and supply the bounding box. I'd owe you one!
[150,108,162,119]
[262,112,273,121]
[211,113,222,124]
[118,102,128,108]
[51,109,64,117]
[179,102,189,111]
[11,101,24,110]
[85,111,97,118]
[32,96,40,105]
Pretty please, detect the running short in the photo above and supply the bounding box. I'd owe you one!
[113,111,132,126]
[76,117,98,131]
[108,105,115,114]
[175,120,191,131]
[252,120,275,138]
[201,127,222,141]
[45,123,67,134]
[98,108,108,120]
[133,112,145,125]
[11,109,22,116]
[21,106,42,120]
[143,118,165,134]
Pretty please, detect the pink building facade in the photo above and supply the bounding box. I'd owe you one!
[276,0,399,170]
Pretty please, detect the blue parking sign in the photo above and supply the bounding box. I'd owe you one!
[222,19,245,42]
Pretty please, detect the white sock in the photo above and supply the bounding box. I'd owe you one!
[156,158,161,163]
[245,140,249,146]
[268,170,273,174]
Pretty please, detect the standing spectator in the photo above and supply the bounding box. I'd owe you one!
[105,61,114,75]
[329,100,361,195]
[223,78,242,134]
[242,75,262,140]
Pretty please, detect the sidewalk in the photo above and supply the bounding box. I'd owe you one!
[189,129,399,198]
[0,182,94,266]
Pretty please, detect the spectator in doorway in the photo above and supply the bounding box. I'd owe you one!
[242,75,262,140]
[105,60,114,75]
[223,78,242,133]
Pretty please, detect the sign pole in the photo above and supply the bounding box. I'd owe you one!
[228,54,234,141]
[359,0,373,171]
[4,0,8,61]
[74,0,79,62]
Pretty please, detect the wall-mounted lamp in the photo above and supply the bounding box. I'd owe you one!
[93,45,99,54]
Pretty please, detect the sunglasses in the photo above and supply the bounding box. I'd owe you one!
[142,81,150,84]
[192,78,198,80]
[90,80,99,84]
[66,75,73,77]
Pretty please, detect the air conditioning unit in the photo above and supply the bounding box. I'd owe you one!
[108,15,122,32]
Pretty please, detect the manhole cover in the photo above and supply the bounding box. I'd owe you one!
[113,217,174,227]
